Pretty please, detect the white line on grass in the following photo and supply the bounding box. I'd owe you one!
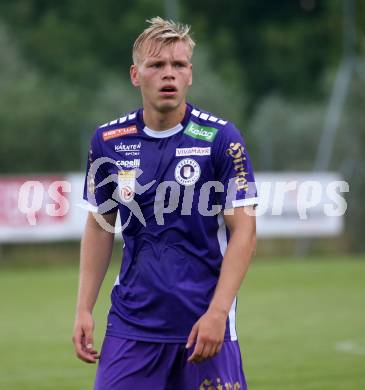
[335,340,365,355]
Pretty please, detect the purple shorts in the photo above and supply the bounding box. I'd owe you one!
[94,336,247,390]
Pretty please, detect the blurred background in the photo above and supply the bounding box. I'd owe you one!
[0,1,364,389]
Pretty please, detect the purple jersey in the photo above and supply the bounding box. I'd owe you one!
[83,103,258,343]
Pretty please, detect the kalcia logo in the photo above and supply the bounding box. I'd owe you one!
[184,122,218,142]
[115,141,141,155]
[115,159,140,168]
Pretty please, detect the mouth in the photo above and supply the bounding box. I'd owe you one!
[159,85,178,97]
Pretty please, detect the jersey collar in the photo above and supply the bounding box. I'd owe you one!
[143,123,184,138]
[137,103,192,139]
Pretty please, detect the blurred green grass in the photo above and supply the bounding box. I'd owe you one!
[0,256,364,390]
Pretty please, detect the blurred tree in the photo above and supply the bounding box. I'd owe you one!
[0,18,246,173]
[189,47,246,128]
[183,0,342,109]
[0,0,165,85]
[0,20,142,173]
[249,94,326,170]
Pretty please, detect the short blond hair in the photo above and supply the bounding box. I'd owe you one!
[132,16,195,65]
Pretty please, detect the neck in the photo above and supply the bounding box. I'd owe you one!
[143,103,186,131]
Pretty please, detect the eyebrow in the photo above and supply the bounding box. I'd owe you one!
[146,58,189,65]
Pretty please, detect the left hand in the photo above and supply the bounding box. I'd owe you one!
[186,308,227,363]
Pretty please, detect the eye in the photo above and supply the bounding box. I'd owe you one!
[174,62,186,68]
[150,62,163,68]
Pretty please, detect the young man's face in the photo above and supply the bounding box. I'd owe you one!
[130,41,193,114]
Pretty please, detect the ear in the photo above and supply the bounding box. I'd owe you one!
[130,64,140,87]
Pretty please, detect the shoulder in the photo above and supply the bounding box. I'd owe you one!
[186,105,242,144]
[93,109,140,143]
[189,106,229,128]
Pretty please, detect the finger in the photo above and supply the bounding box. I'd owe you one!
[87,351,100,360]
[203,343,216,360]
[84,346,100,360]
[83,325,94,352]
[84,349,100,359]
[72,327,84,355]
[216,342,223,355]
[196,343,209,363]
[73,329,98,363]
[89,345,100,357]
[186,323,199,349]
[208,343,221,359]
[196,341,217,363]
[75,345,99,363]
[187,339,205,363]
[80,352,99,363]
[76,342,99,363]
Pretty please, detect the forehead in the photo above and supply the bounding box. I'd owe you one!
[141,40,191,62]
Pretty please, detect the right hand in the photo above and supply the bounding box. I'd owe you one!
[72,311,100,363]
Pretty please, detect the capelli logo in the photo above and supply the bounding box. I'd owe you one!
[115,159,140,168]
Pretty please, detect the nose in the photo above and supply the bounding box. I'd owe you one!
[162,64,175,80]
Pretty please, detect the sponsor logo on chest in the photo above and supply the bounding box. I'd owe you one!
[226,142,249,190]
[118,170,136,203]
[115,141,141,155]
[115,159,140,168]
[184,121,218,142]
[102,125,137,141]
[175,147,211,157]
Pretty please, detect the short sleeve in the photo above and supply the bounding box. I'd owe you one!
[82,129,119,214]
[212,123,258,209]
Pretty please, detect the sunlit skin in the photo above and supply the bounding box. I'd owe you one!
[130,41,193,130]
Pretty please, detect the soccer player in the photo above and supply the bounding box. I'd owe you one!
[73,16,258,390]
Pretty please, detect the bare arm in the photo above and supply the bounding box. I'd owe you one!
[208,206,256,316]
[72,211,117,363]
[187,206,256,363]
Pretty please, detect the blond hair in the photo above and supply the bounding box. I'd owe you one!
[132,16,195,64]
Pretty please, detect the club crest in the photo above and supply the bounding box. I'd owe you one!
[174,158,201,186]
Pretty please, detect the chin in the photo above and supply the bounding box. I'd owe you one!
[155,100,180,113]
